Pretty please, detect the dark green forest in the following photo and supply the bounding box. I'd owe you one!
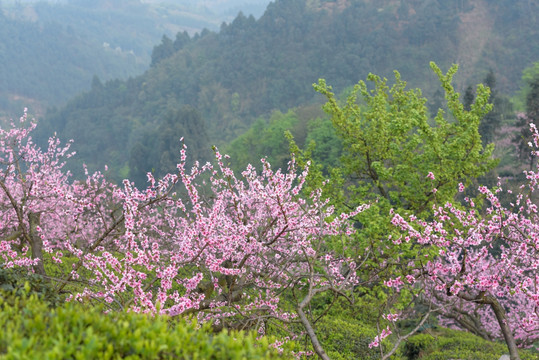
[33,0,539,185]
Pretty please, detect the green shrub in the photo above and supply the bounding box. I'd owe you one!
[0,266,64,306]
[316,317,390,360]
[402,333,436,359]
[402,327,537,360]
[0,290,285,360]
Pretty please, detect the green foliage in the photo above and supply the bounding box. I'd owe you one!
[315,317,384,360]
[0,267,64,307]
[129,104,210,184]
[512,63,539,112]
[302,117,343,174]
[254,62,499,239]
[225,110,299,172]
[0,291,285,359]
[306,293,406,359]
[309,62,497,218]
[402,333,435,359]
[402,328,537,360]
[459,69,513,190]
[265,292,401,359]
[286,64,499,343]
[466,70,514,146]
[513,72,539,170]
[224,104,338,174]
[151,35,176,67]
[480,71,513,141]
[527,74,539,124]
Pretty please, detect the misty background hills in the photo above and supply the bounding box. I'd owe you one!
[0,0,270,114]
[2,0,539,184]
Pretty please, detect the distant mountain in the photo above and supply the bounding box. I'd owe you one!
[0,0,271,116]
[0,7,142,116]
[36,0,539,184]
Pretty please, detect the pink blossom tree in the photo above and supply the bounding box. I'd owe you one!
[0,109,367,359]
[374,125,539,360]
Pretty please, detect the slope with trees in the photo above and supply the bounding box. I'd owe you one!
[514,74,539,171]
[0,12,142,114]
[36,0,539,186]
[0,0,270,117]
[2,63,539,357]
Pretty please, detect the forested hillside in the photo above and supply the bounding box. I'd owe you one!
[36,0,539,184]
[0,0,269,116]
[0,7,142,114]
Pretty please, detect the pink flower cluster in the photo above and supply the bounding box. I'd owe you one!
[374,126,539,351]
[0,110,368,353]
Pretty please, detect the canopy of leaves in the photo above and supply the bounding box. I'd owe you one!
[293,63,497,217]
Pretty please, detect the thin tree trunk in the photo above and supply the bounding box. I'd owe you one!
[297,298,330,360]
[28,212,46,276]
[487,296,520,360]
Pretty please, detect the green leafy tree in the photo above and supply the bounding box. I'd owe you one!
[225,110,299,173]
[309,62,496,216]
[459,70,514,193]
[302,117,342,174]
[527,74,539,127]
[463,85,474,111]
[288,63,498,341]
[224,105,339,175]
[478,70,512,146]
[128,105,210,185]
[513,62,539,111]
[151,35,175,67]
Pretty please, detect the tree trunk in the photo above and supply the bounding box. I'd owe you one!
[28,212,46,276]
[297,288,332,360]
[458,293,520,360]
[297,303,330,360]
[487,296,520,360]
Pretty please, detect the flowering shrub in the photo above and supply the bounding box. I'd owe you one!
[373,125,539,359]
[0,109,367,359]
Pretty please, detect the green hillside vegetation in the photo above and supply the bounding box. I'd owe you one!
[401,328,537,360]
[0,8,142,114]
[224,105,342,173]
[2,268,536,359]
[0,0,267,116]
[35,0,539,185]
